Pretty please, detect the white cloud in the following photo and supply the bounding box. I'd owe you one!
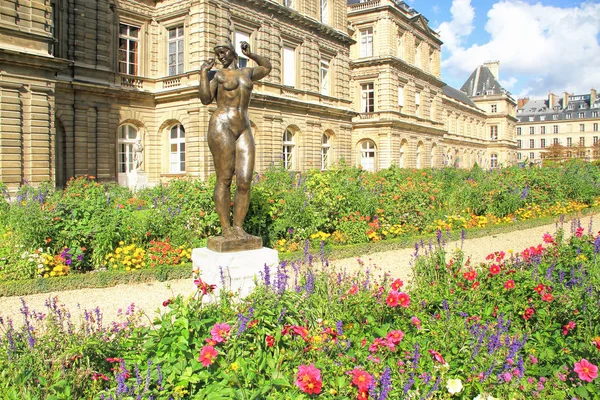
[439,1,600,98]
[436,0,476,52]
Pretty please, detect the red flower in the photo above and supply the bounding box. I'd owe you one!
[463,270,477,281]
[534,284,545,294]
[266,335,275,348]
[91,372,109,381]
[295,364,322,394]
[391,278,404,290]
[592,337,600,350]
[194,279,216,295]
[428,349,446,364]
[348,284,359,295]
[504,280,515,290]
[162,299,172,307]
[523,308,535,321]
[386,291,399,307]
[198,346,218,367]
[575,227,584,238]
[411,316,422,330]
[542,233,555,244]
[574,358,598,383]
[489,264,501,275]
[541,293,554,302]
[398,292,411,308]
[350,367,374,391]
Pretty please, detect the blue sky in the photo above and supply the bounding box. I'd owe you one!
[406,0,600,99]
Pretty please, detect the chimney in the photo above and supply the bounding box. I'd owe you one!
[548,92,557,109]
[517,97,529,109]
[591,88,597,105]
[563,92,569,110]
[483,61,500,80]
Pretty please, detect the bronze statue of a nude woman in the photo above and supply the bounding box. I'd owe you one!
[199,42,272,240]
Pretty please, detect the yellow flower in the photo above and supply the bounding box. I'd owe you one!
[446,378,463,395]
[230,362,239,371]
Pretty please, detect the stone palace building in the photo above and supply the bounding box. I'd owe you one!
[0,0,517,193]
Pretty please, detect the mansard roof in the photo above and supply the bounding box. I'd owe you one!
[460,65,508,97]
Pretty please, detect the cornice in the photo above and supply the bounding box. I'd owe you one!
[0,49,71,72]
[351,56,444,88]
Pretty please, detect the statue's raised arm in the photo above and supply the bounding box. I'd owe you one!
[240,41,272,81]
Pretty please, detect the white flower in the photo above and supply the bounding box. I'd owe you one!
[474,395,499,400]
[446,378,463,395]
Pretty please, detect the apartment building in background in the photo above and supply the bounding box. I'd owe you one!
[516,90,600,163]
[0,0,517,194]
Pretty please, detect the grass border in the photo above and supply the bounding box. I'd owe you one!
[2,207,598,298]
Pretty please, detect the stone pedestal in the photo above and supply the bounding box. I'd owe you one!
[207,235,262,252]
[127,170,148,191]
[192,247,279,298]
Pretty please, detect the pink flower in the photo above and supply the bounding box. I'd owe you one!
[348,284,359,295]
[386,291,399,307]
[542,233,555,244]
[463,270,477,281]
[198,345,218,367]
[265,335,275,347]
[386,330,404,345]
[428,349,446,364]
[575,227,584,237]
[489,264,501,275]
[350,367,374,391]
[541,293,554,302]
[210,323,231,343]
[523,308,535,321]
[574,358,598,383]
[504,280,515,290]
[397,292,411,308]
[391,278,404,290]
[295,364,322,394]
[411,316,422,330]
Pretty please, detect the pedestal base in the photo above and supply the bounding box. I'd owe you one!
[192,247,279,298]
[207,235,262,252]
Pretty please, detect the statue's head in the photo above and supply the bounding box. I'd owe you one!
[214,43,238,67]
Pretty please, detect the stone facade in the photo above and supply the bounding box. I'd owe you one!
[0,0,517,194]
[516,90,600,164]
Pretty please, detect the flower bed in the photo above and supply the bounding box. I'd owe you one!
[1,228,599,398]
[1,161,600,282]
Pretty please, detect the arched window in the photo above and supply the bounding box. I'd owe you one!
[490,153,498,168]
[169,124,185,173]
[360,140,376,171]
[416,142,423,169]
[399,140,407,168]
[430,144,437,168]
[283,128,295,170]
[321,133,331,170]
[118,124,139,173]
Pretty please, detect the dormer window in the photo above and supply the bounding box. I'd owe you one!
[568,104,574,110]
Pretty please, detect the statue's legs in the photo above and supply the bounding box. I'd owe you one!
[208,126,236,238]
[232,129,255,238]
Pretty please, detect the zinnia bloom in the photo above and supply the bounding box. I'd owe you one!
[504,280,515,290]
[391,278,404,290]
[199,346,218,367]
[266,335,275,348]
[386,330,404,345]
[348,284,359,295]
[574,358,598,383]
[446,378,463,394]
[398,292,411,308]
[523,308,534,321]
[463,270,477,281]
[541,293,554,302]
[386,291,399,307]
[542,233,555,244]
[210,323,231,343]
[295,364,322,394]
[350,367,374,391]
[489,264,501,275]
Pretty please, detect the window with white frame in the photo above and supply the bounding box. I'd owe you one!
[321,134,331,170]
[282,128,295,169]
[594,136,599,145]
[566,114,572,119]
[593,111,599,118]
[517,152,522,160]
[541,138,546,148]
[553,138,559,145]
[490,153,498,168]
[567,137,572,147]
[553,125,559,133]
[594,123,599,132]
[580,124,585,132]
[529,126,535,134]
[415,91,421,117]
[491,104,497,113]
[169,125,186,173]
[119,23,140,75]
[167,26,184,76]
[320,60,329,96]
[360,28,373,58]
[234,31,250,68]
[579,112,585,118]
[360,140,376,171]
[397,85,404,111]
[361,83,375,113]
[415,41,421,68]
[517,127,522,135]
[529,152,535,159]
[540,126,546,134]
[282,46,296,87]
[490,125,498,140]
[118,124,139,173]
[529,139,535,148]
[284,0,293,7]
[517,140,522,148]
[320,0,328,24]
[580,137,585,146]
[552,114,558,120]
[540,115,546,121]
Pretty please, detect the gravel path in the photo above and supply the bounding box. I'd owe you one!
[1,213,596,328]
